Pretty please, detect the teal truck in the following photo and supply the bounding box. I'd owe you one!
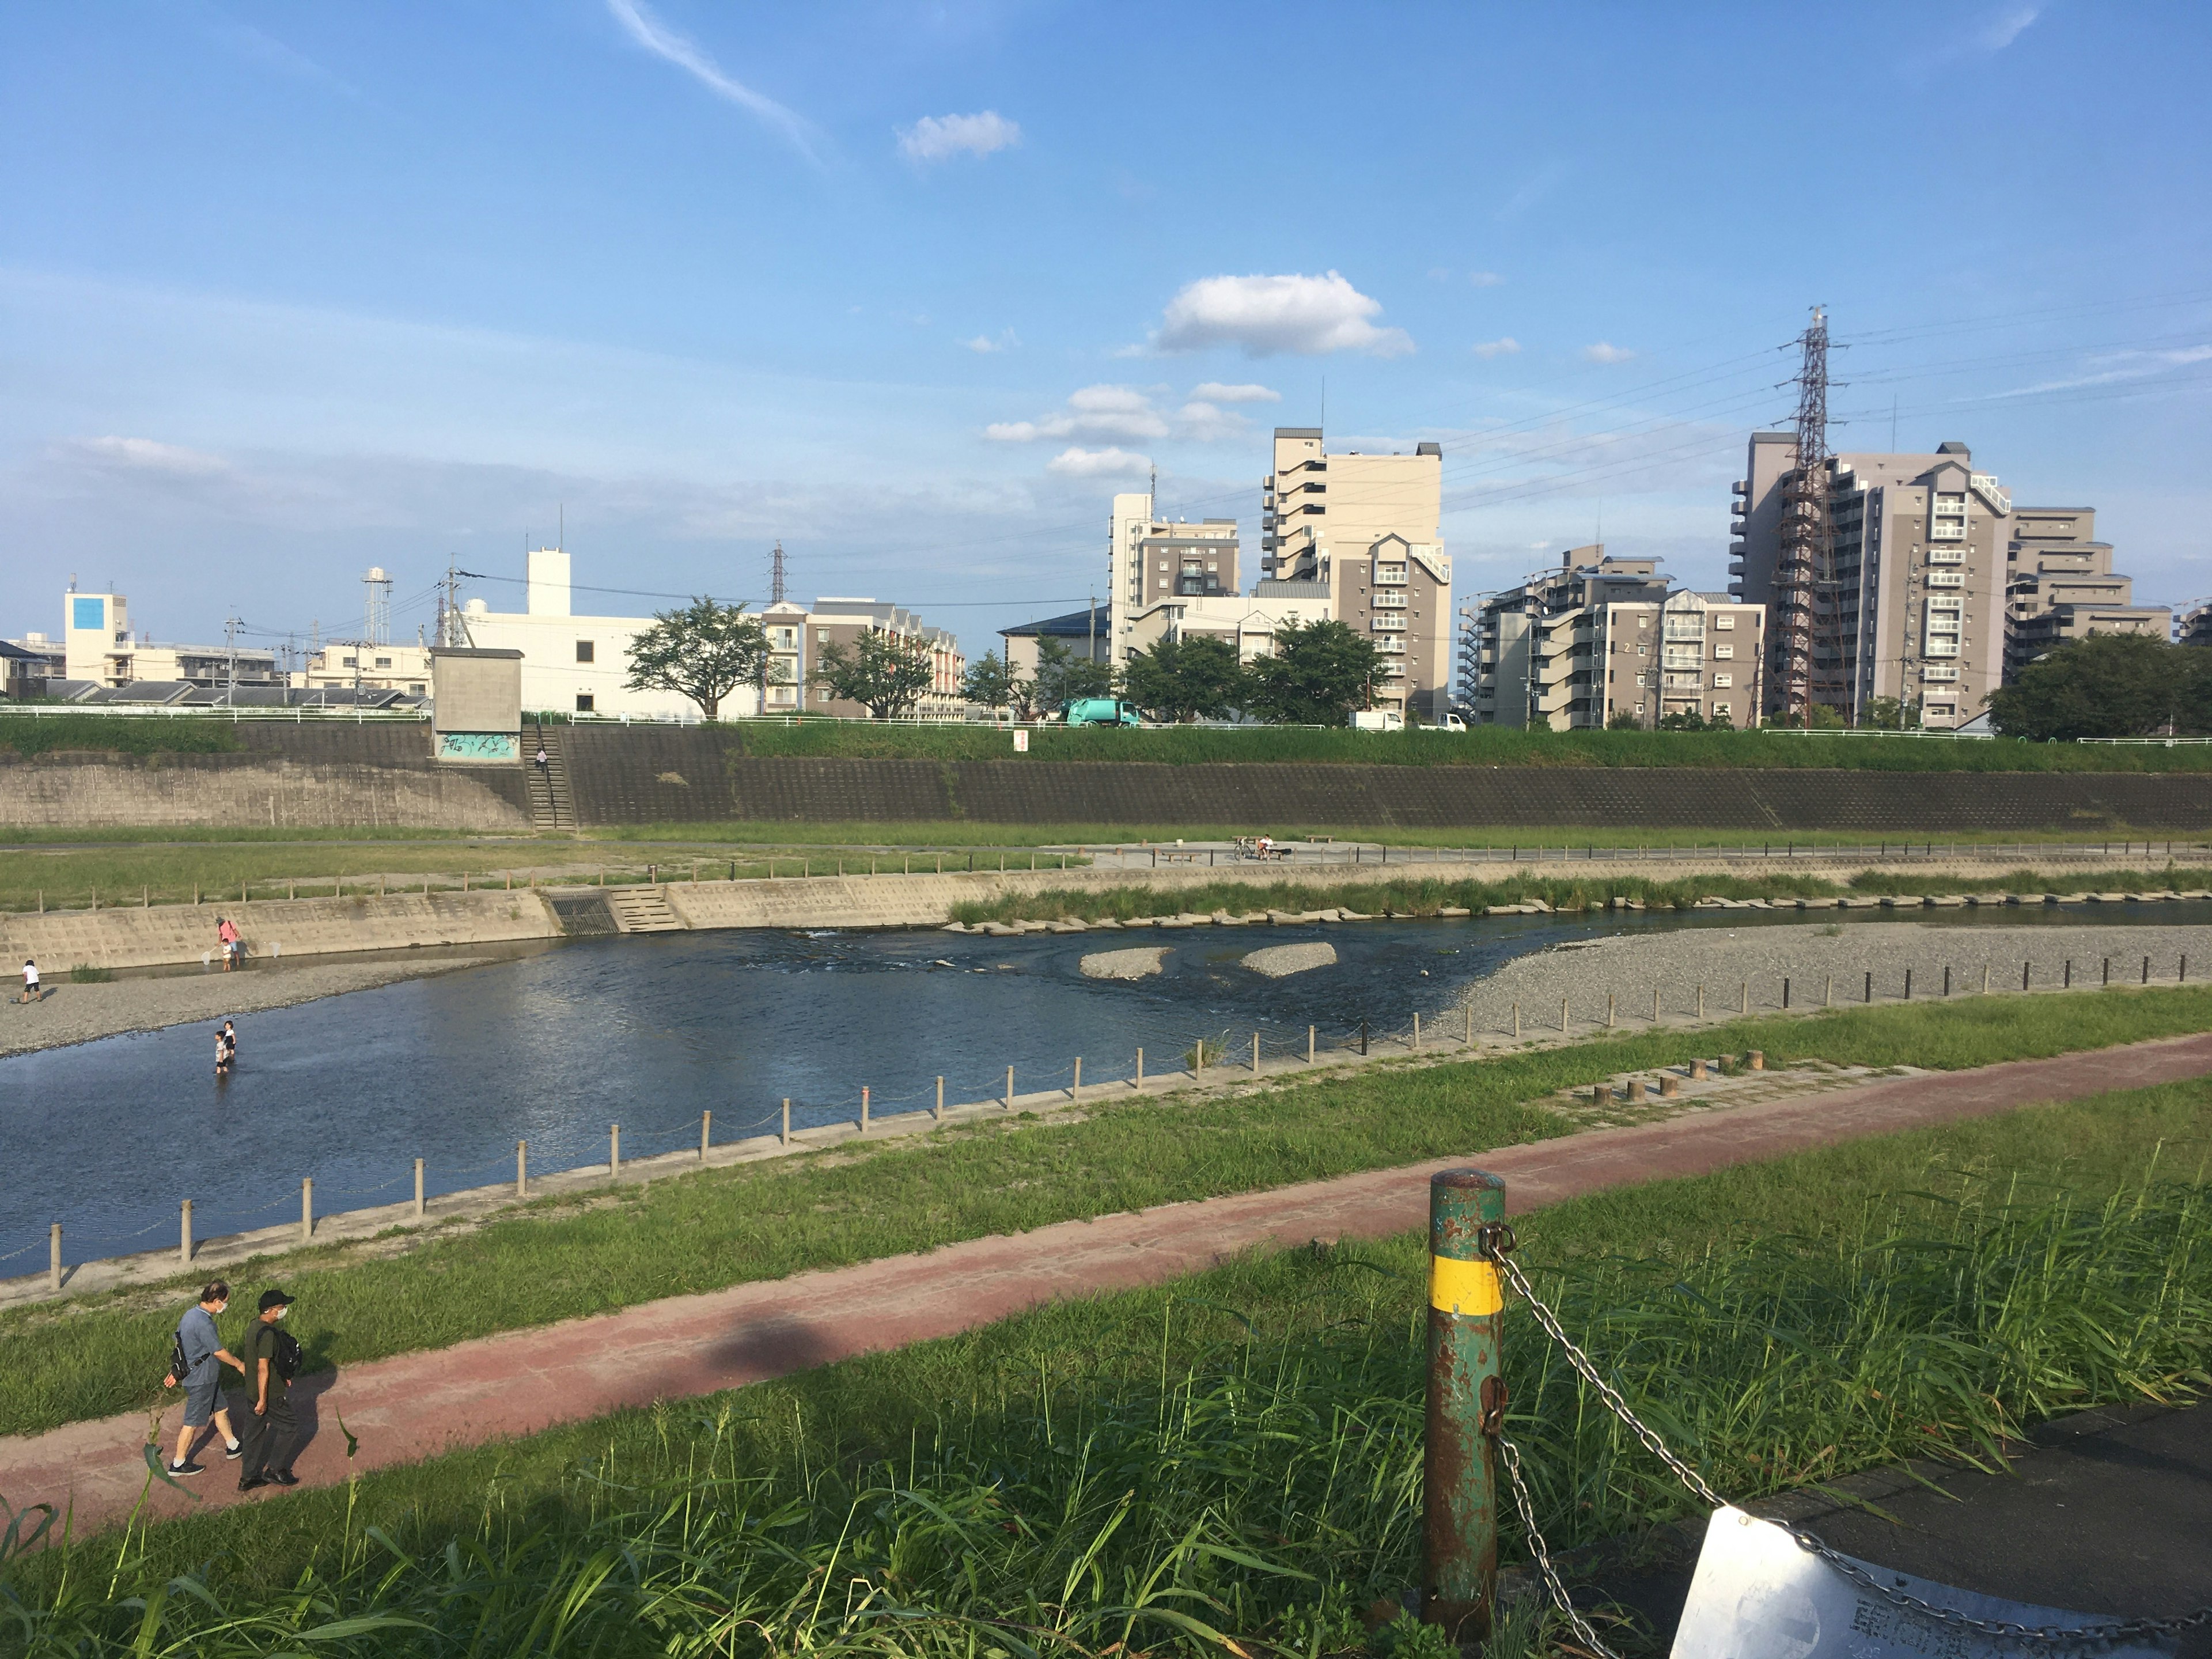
[1062,698,1142,727]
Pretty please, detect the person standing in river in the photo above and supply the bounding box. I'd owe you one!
[221,1020,239,1069]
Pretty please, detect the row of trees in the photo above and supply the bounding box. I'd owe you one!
[962,620,1391,726]
[623,601,1389,726]
[625,598,942,721]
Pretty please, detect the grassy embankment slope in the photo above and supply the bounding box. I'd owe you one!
[7,986,2209,1449]
[13,1075,2208,1655]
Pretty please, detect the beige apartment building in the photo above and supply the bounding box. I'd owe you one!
[1260,428,1452,719]
[1732,436,2009,727]
[760,596,965,719]
[2004,506,2169,675]
[1465,550,1763,728]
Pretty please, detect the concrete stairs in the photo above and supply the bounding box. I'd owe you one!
[525,720,575,831]
[605,885,683,933]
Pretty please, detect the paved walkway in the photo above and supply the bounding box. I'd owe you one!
[5,1032,2209,1537]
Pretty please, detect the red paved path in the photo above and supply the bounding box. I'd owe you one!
[7,1032,2210,1536]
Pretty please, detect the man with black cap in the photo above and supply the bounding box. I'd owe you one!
[236,1287,302,1491]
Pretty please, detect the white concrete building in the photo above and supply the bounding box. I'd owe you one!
[457,551,737,719]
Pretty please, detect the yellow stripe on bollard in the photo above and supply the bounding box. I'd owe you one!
[1429,1253,1502,1316]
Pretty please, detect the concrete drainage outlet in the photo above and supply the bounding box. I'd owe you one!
[1080,946,1172,981]
[1241,942,1338,979]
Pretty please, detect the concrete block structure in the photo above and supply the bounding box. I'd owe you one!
[429,647,524,762]
[1464,549,1762,728]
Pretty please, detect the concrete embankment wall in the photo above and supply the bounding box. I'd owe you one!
[3,850,2186,972]
[7,722,2211,832]
[0,890,563,972]
[0,725,530,831]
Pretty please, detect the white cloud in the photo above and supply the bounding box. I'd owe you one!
[1047,446,1149,478]
[1471,338,1521,359]
[1975,4,2040,52]
[1173,401,1248,443]
[1991,344,2212,398]
[604,0,820,163]
[1582,342,1635,365]
[71,436,229,477]
[1496,164,1564,222]
[1190,381,1281,404]
[1152,271,1413,358]
[986,383,1169,444]
[963,328,1020,354]
[898,111,1021,164]
[1469,271,1506,288]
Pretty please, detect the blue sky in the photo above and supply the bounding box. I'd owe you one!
[5,1,2210,661]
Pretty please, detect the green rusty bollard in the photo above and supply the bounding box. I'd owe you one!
[1425,1168,1507,1640]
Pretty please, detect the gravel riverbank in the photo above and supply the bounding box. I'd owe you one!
[1456,921,2212,1037]
[0,957,499,1058]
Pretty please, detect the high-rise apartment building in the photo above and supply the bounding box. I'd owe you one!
[2004,507,2169,675]
[1730,437,2009,728]
[1105,495,1241,668]
[1259,428,1452,719]
[1464,550,1763,729]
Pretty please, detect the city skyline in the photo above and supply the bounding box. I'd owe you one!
[5,2,2210,661]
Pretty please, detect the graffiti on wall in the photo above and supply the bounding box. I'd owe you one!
[436,732,519,763]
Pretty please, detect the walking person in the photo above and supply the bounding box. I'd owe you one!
[160,1281,246,1475]
[17,958,37,1004]
[237,1289,302,1491]
[534,742,549,774]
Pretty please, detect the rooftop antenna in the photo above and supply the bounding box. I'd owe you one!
[770,540,787,605]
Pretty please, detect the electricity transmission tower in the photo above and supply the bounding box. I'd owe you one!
[1773,307,1835,722]
[770,541,788,606]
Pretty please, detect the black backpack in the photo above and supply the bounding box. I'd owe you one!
[271,1328,302,1382]
[168,1328,191,1384]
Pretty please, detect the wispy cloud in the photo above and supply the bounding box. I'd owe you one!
[1990,345,2212,398]
[1582,342,1635,365]
[1906,4,2041,79]
[1469,271,1506,288]
[1472,338,1521,359]
[604,0,820,163]
[899,112,1021,164]
[964,328,1020,354]
[69,436,230,478]
[203,13,368,102]
[1146,272,1412,358]
[1976,4,2041,52]
[1047,445,1149,478]
[1496,163,1563,222]
[1190,382,1280,404]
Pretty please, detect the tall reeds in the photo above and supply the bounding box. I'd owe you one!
[9,1171,2204,1656]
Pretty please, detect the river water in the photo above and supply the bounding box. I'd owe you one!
[1,903,2194,1264]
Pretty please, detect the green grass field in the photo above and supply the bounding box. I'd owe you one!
[10,1077,2206,1656]
[9,985,2210,1448]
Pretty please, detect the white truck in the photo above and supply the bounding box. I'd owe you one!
[1349,710,1403,732]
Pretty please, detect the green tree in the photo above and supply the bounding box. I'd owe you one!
[1987,633,2211,740]
[1859,695,1916,730]
[1805,702,1849,729]
[812,629,937,720]
[960,651,1027,718]
[1607,707,1645,730]
[1030,637,1115,714]
[1657,709,1708,732]
[1244,619,1383,725]
[623,597,771,722]
[1122,635,1247,722]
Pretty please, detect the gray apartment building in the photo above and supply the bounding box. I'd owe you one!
[1463,548,1764,728]
[2004,506,2169,675]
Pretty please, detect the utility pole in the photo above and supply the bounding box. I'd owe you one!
[222,615,240,707]
[1773,306,1835,725]
[1088,591,1097,665]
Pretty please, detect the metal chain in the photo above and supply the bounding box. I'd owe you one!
[1495,1433,1620,1659]
[1481,1236,2212,1651]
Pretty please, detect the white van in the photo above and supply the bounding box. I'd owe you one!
[1349,710,1404,732]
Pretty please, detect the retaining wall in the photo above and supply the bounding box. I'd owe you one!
[7,722,2211,832]
[0,889,563,972]
[0,725,530,831]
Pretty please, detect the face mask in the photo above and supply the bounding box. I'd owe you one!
[275,1308,289,1320]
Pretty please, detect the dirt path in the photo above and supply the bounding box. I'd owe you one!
[6,1031,2209,1536]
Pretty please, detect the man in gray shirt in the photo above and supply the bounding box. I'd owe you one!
[160,1280,247,1475]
